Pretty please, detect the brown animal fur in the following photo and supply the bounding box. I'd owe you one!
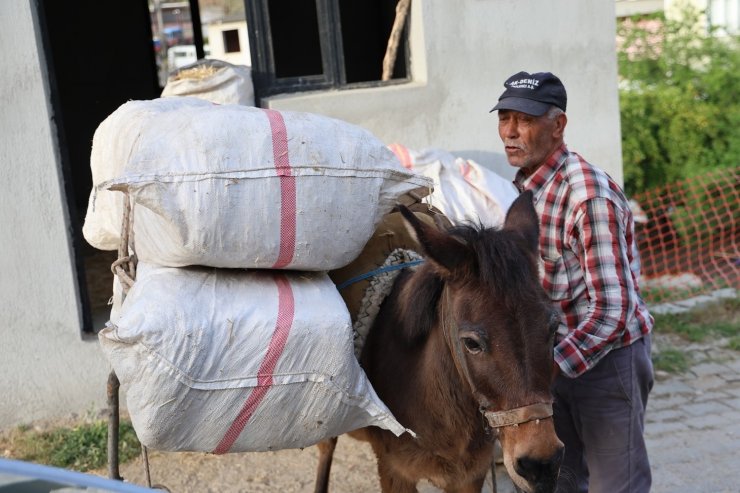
[316,192,563,493]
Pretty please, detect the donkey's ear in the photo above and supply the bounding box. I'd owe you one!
[503,191,540,255]
[399,205,468,276]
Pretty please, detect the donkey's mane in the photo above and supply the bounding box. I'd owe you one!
[448,222,537,302]
[395,222,538,346]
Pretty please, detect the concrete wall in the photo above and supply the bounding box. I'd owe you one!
[206,20,251,67]
[0,0,111,427]
[266,0,624,185]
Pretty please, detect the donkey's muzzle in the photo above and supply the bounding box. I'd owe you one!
[515,446,563,493]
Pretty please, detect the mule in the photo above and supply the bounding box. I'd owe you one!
[316,191,563,493]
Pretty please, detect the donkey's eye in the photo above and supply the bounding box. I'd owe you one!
[462,337,483,354]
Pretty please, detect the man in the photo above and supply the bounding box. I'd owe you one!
[490,71,654,493]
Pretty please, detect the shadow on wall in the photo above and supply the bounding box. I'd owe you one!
[452,150,515,181]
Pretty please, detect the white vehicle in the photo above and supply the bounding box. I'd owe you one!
[167,44,210,70]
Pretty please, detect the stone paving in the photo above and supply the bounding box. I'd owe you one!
[481,335,740,493]
[646,340,740,493]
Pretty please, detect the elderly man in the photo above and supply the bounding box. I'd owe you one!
[491,71,654,493]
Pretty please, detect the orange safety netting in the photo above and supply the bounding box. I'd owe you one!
[630,166,739,305]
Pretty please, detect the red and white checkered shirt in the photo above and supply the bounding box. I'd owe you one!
[514,144,653,378]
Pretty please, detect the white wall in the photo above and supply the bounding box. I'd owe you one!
[0,0,111,427]
[266,0,624,185]
[206,20,251,67]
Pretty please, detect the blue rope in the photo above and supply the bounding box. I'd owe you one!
[336,260,425,290]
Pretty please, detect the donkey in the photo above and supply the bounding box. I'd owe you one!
[316,191,563,493]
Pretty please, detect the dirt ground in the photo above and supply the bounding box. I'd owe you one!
[95,436,512,493]
[107,437,380,493]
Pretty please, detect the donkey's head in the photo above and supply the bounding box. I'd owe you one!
[400,191,563,493]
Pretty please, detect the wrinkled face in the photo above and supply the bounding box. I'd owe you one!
[498,109,565,172]
[450,279,563,493]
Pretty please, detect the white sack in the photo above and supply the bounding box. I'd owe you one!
[84,98,432,270]
[388,144,519,228]
[99,264,408,453]
[161,59,255,106]
[83,99,156,251]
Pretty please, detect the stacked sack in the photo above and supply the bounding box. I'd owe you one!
[86,97,432,453]
[388,144,519,228]
[160,58,255,107]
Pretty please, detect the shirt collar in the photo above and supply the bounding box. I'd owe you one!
[513,144,569,196]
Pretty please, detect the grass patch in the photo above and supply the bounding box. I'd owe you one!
[727,336,740,351]
[0,419,141,472]
[652,347,691,374]
[652,297,740,343]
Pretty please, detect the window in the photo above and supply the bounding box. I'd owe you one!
[246,0,410,103]
[223,29,241,53]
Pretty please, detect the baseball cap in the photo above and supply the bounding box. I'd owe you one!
[490,71,567,116]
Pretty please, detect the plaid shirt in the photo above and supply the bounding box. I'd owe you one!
[514,144,653,378]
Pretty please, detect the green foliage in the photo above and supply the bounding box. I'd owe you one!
[2,420,141,472]
[618,2,740,195]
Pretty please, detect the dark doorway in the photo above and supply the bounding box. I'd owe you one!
[37,0,161,333]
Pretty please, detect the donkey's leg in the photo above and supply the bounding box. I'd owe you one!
[314,437,338,493]
[376,454,417,493]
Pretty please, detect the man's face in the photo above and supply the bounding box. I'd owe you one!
[498,109,565,171]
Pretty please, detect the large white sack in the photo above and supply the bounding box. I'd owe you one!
[99,264,408,453]
[84,97,432,269]
[161,59,255,106]
[388,144,518,228]
[83,99,158,251]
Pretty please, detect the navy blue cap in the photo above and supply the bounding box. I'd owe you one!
[490,71,567,116]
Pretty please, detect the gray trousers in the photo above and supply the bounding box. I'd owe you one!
[552,335,654,493]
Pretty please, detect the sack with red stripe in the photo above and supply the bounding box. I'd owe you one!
[98,263,409,453]
[84,97,432,269]
[388,144,519,228]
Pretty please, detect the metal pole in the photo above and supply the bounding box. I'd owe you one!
[188,0,205,59]
[107,371,122,481]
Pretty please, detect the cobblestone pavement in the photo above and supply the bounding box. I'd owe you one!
[483,335,740,493]
[645,339,740,493]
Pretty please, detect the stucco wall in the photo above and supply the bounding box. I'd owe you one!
[0,0,111,427]
[266,0,624,185]
[206,21,251,67]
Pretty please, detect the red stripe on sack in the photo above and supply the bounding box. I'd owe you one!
[389,143,414,170]
[262,109,297,269]
[213,274,295,454]
[459,159,472,181]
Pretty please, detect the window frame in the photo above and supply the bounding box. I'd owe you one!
[245,0,410,105]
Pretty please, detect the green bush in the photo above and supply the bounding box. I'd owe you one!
[618,3,740,195]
